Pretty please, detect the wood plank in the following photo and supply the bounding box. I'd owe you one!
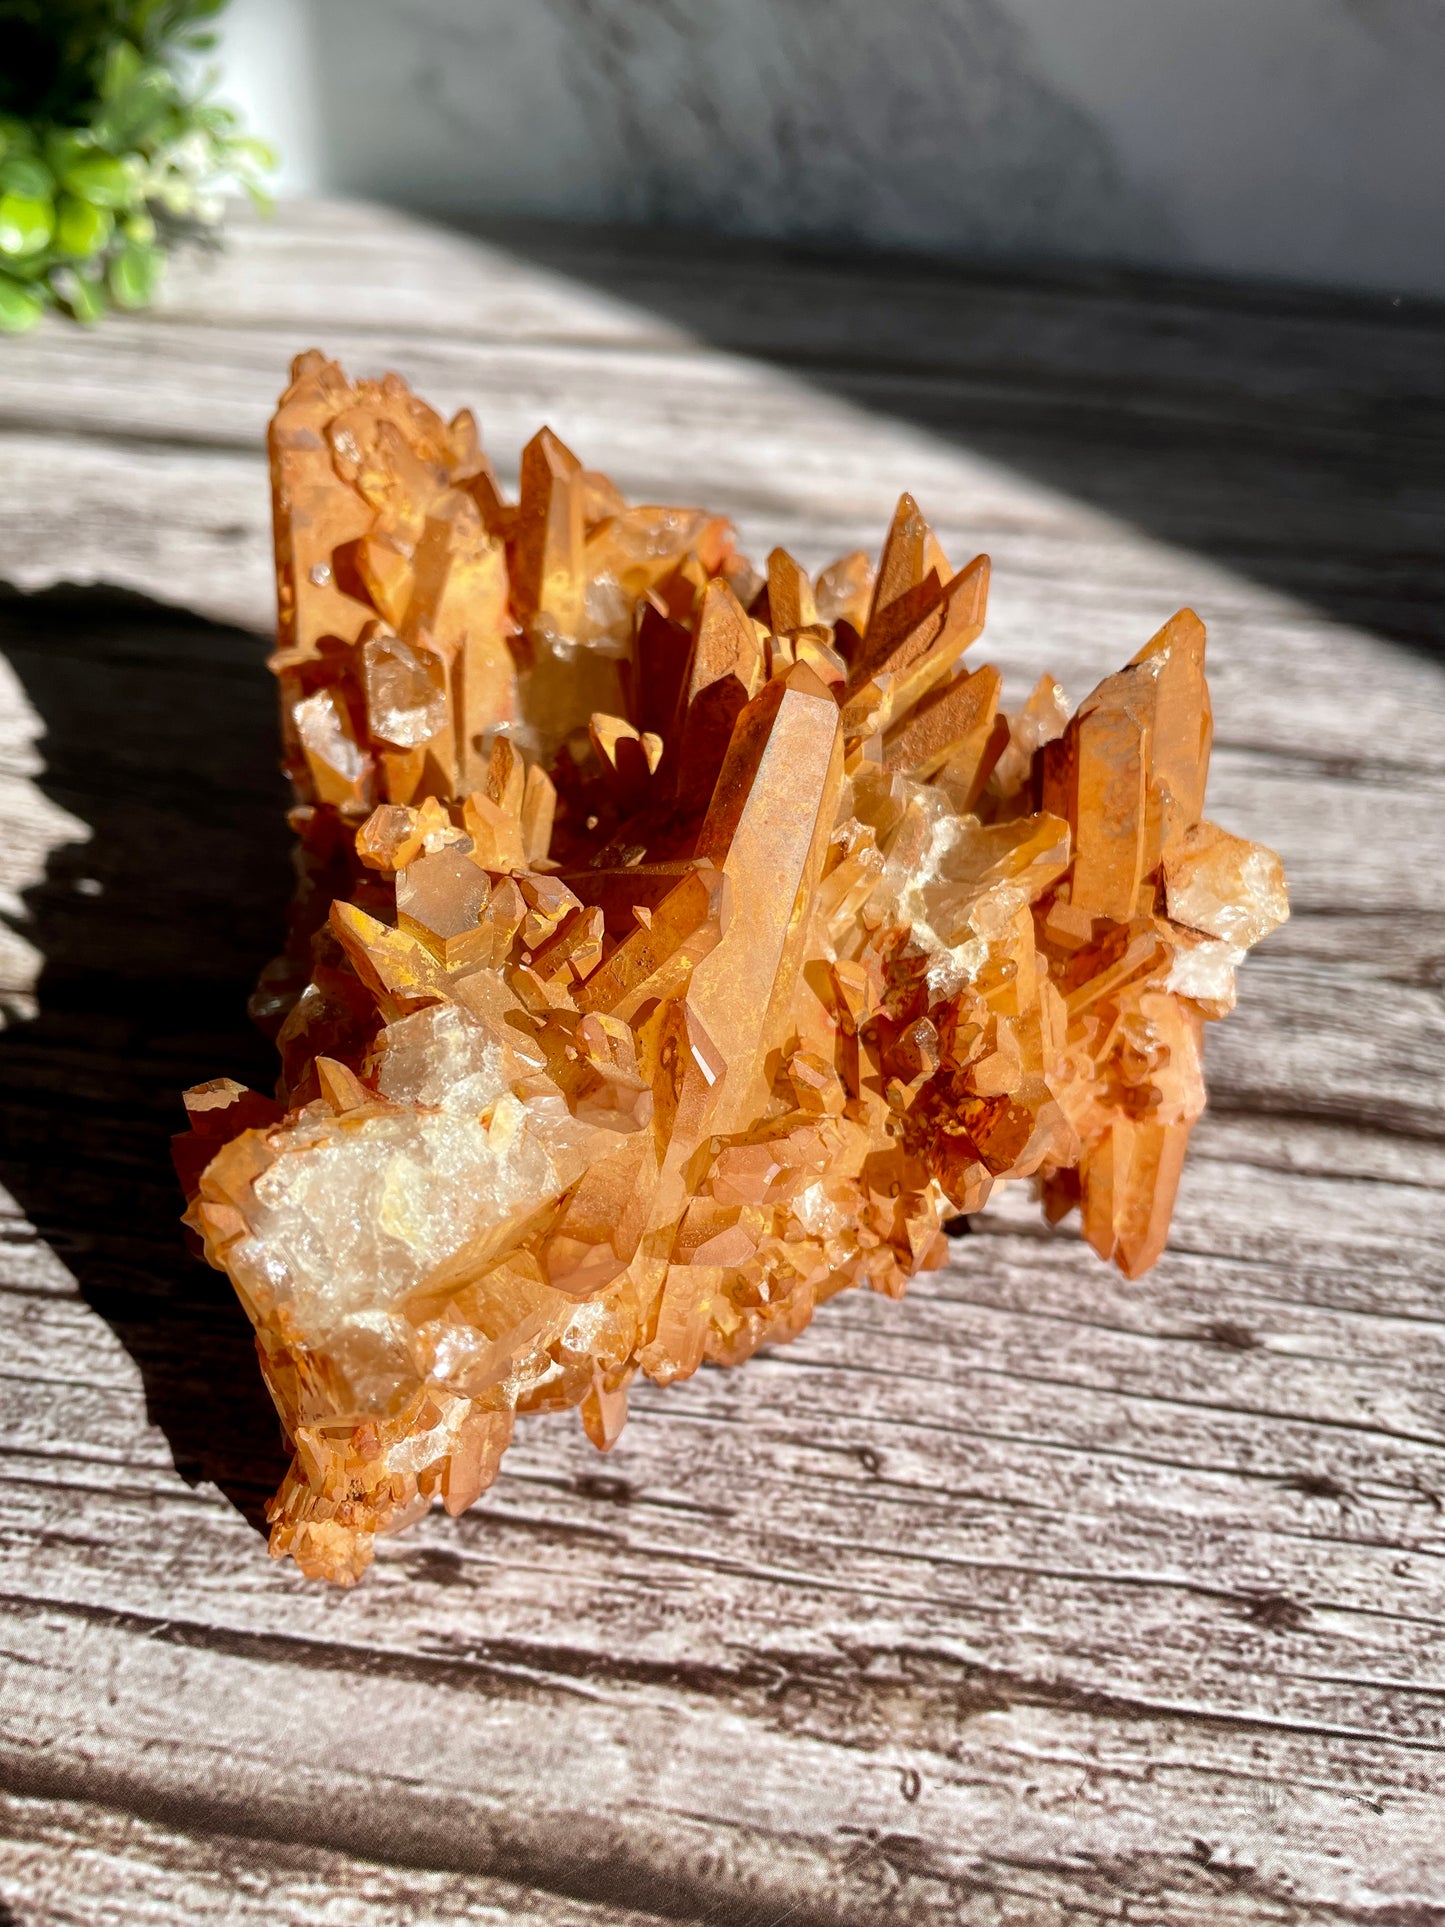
[3,1591,1444,1927]
[39,196,1445,678]
[6,1185,1445,1924]
[3,247,1440,773]
[0,1790,670,1926]
[145,203,1445,426]
[10,282,1442,473]
[0,436,271,635]
[0,200,1442,1922]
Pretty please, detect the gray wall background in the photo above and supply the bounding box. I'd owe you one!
[220,0,1445,297]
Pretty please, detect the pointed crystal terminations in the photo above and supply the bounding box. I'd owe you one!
[177,353,1289,1584]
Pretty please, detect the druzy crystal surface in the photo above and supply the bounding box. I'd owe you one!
[177,354,1288,1584]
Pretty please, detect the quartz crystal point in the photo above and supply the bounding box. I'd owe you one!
[177,354,1289,1585]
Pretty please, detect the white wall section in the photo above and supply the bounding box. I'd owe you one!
[216,0,1445,295]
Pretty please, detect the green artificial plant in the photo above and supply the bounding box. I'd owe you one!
[0,0,274,331]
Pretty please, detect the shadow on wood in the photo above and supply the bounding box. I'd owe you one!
[0,587,292,1531]
[470,217,1445,668]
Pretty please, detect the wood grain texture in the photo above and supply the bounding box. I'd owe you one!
[0,201,1441,1926]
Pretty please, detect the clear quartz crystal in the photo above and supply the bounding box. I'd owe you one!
[377,1004,514,1112]
[244,1098,561,1338]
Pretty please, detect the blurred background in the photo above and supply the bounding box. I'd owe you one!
[217,0,1445,297]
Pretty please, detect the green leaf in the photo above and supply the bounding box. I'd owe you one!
[0,275,43,333]
[108,239,163,310]
[0,118,36,163]
[55,194,113,259]
[0,194,55,259]
[229,136,278,172]
[96,67,178,149]
[43,129,95,181]
[101,40,146,104]
[192,103,238,136]
[149,107,191,150]
[52,268,107,326]
[156,174,194,217]
[0,246,56,283]
[122,209,157,245]
[0,156,54,200]
[58,154,133,210]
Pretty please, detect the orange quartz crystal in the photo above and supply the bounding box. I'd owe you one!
[176,353,1288,1585]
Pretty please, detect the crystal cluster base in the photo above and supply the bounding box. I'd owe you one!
[175,354,1288,1584]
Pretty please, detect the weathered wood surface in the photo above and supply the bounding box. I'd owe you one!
[0,200,1442,1925]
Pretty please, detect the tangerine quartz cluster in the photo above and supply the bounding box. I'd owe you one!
[176,353,1288,1585]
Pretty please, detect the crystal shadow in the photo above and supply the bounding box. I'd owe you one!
[0,587,292,1531]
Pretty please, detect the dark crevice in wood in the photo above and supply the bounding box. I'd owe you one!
[0,413,264,461]
[0,1752,739,1927]
[769,1347,1445,1456]
[0,1795,676,1927]
[5,1585,1442,1759]
[1187,1145,1445,1194]
[2,1698,1440,1924]
[1208,740,1445,787]
[1200,1092,1445,1147]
